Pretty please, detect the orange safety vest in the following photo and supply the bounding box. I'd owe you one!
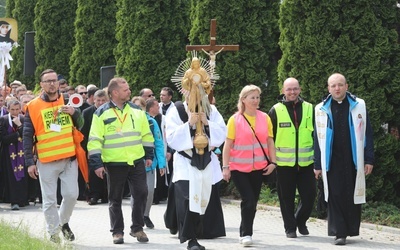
[229,111,269,172]
[27,95,75,163]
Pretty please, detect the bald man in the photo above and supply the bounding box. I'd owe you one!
[314,73,374,245]
[268,77,316,238]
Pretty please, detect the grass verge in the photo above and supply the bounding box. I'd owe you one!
[0,219,72,250]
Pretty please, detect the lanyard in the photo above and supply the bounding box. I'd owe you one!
[112,108,127,125]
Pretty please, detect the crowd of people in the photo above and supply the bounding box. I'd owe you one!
[0,65,374,249]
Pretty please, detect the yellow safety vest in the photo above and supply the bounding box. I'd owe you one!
[88,102,154,165]
[274,101,314,167]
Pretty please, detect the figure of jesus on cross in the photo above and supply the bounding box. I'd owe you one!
[201,48,224,75]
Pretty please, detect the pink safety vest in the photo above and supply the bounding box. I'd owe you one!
[229,110,269,172]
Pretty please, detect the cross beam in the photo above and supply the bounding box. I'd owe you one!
[186,19,239,52]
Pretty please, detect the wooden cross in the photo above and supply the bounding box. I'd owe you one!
[186,19,239,53]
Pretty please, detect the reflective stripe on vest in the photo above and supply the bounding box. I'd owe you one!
[87,103,154,165]
[27,96,75,163]
[274,101,314,167]
[229,111,269,172]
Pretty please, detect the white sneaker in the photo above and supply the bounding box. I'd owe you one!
[239,235,253,246]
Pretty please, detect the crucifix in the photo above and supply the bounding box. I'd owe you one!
[186,19,239,74]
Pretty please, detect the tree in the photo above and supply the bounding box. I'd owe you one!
[69,0,117,86]
[34,0,77,82]
[5,0,14,17]
[188,0,281,120]
[279,0,400,206]
[0,0,7,17]
[114,0,190,96]
[7,0,36,89]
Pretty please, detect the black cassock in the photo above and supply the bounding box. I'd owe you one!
[327,99,361,237]
[164,181,226,243]
[0,116,28,205]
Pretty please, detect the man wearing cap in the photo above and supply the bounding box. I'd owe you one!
[59,79,69,93]
[10,80,22,97]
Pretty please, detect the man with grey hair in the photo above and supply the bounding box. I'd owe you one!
[139,88,155,100]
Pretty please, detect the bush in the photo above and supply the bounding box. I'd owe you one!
[221,181,400,229]
[259,184,280,206]
[362,201,400,228]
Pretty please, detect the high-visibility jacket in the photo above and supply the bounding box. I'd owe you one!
[229,111,269,172]
[274,102,313,167]
[88,102,154,167]
[27,95,75,162]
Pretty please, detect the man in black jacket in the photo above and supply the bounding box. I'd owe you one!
[81,89,108,205]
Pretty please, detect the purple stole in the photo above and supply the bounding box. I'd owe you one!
[7,115,25,181]
[0,107,8,116]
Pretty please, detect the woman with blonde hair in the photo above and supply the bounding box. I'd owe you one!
[222,84,277,246]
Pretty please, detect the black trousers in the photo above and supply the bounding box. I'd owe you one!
[106,160,148,235]
[276,165,316,233]
[231,169,263,237]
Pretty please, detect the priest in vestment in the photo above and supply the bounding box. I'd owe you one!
[314,73,374,246]
[0,100,28,209]
[165,98,226,250]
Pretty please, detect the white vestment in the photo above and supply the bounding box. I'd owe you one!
[166,103,226,214]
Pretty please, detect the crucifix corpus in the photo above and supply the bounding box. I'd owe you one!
[186,19,239,75]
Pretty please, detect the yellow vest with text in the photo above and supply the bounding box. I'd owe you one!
[274,101,314,167]
[27,95,75,163]
[87,102,154,165]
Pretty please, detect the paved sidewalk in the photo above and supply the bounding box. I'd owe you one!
[0,199,399,249]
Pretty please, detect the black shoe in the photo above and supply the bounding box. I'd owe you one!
[11,204,20,210]
[298,226,309,235]
[113,233,124,244]
[61,223,75,241]
[88,198,98,205]
[130,230,149,243]
[144,216,154,229]
[169,228,178,235]
[286,231,297,238]
[187,239,205,250]
[334,237,346,245]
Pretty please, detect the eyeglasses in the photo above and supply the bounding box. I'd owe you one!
[79,92,88,95]
[148,94,155,97]
[42,79,58,84]
[285,87,300,92]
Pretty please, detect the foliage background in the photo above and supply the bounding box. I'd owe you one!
[1,0,400,210]
[279,0,400,207]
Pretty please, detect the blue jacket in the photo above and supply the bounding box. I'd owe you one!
[146,113,166,172]
[314,93,374,171]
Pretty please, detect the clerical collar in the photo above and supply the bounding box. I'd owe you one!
[163,102,171,108]
[333,97,347,105]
